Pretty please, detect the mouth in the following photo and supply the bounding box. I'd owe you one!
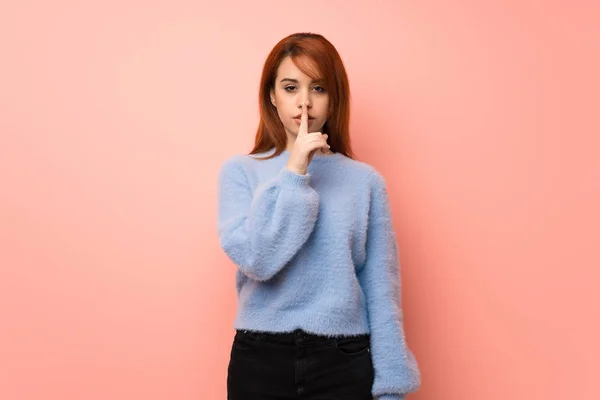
[294,113,316,119]
[294,117,315,125]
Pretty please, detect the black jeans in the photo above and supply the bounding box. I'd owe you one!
[227,328,374,400]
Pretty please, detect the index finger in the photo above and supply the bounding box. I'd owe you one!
[298,101,308,136]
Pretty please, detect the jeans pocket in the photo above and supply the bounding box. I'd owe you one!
[232,331,260,351]
[335,336,370,357]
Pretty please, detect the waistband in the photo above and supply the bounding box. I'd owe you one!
[235,328,369,345]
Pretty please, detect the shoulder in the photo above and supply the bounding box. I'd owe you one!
[336,155,389,191]
[219,152,267,176]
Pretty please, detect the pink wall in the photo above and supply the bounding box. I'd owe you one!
[1,1,598,399]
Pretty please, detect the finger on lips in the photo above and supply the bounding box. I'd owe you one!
[299,101,309,136]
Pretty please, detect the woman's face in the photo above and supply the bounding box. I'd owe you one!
[270,56,330,141]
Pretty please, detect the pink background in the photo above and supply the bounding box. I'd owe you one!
[1,1,598,399]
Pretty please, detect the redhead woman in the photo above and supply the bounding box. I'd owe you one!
[217,32,421,400]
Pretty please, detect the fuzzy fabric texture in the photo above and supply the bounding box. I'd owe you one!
[217,148,421,398]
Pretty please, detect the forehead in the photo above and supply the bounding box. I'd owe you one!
[276,56,322,81]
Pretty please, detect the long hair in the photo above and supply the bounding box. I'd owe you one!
[250,32,355,160]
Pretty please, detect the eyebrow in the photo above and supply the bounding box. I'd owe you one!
[280,78,324,84]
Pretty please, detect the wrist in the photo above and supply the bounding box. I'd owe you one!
[286,164,306,175]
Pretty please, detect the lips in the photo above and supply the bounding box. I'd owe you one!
[294,117,314,125]
[294,113,315,119]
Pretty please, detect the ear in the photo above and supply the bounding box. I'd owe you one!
[269,89,276,107]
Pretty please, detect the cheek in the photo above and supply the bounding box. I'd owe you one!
[276,97,288,108]
[319,97,330,113]
[275,107,289,123]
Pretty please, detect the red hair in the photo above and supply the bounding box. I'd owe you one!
[250,32,355,160]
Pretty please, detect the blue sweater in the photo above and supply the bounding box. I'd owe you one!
[217,148,421,400]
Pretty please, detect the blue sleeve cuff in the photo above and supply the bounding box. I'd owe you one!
[279,167,311,186]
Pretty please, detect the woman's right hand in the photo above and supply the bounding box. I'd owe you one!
[286,102,330,175]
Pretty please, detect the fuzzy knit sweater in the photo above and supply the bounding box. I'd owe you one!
[217,148,421,400]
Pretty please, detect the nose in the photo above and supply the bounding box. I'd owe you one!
[298,98,312,108]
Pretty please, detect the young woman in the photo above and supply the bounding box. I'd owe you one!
[217,32,421,400]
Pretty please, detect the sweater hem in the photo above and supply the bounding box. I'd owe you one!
[233,310,371,337]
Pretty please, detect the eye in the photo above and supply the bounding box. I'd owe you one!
[313,86,326,93]
[284,86,296,92]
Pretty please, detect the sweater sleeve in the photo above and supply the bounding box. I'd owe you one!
[217,157,320,281]
[357,170,421,399]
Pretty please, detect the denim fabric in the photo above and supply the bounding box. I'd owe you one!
[227,329,374,400]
